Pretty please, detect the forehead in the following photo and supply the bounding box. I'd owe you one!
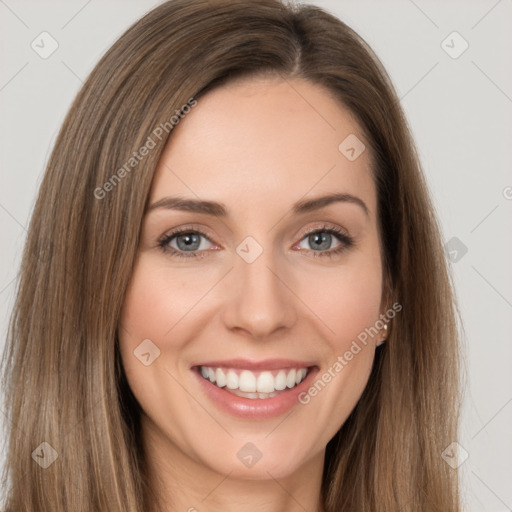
[149,76,376,218]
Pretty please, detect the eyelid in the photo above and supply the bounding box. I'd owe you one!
[161,223,218,243]
[297,222,351,240]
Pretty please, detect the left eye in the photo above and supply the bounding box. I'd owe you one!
[297,231,342,252]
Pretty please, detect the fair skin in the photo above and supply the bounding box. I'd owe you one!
[118,76,387,512]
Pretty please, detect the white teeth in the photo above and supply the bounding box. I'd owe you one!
[226,370,238,390]
[256,371,274,393]
[215,367,226,388]
[286,369,296,388]
[275,370,287,390]
[199,366,309,394]
[239,370,257,392]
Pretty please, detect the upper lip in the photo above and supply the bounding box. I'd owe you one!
[192,358,316,371]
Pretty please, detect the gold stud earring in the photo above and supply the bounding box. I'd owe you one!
[377,323,388,347]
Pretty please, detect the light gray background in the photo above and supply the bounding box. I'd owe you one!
[1,1,511,510]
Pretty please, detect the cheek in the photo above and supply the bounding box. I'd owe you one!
[296,269,381,438]
[293,249,382,425]
[119,258,204,342]
[117,259,189,392]
[331,271,380,341]
[117,259,200,433]
[301,254,383,347]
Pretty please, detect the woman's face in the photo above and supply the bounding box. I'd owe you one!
[118,76,386,482]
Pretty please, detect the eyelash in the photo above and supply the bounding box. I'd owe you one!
[157,224,355,260]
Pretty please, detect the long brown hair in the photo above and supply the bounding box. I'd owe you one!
[1,0,462,510]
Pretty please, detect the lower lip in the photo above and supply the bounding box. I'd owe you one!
[192,366,319,420]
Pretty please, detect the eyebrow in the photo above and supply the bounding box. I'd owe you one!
[146,192,369,217]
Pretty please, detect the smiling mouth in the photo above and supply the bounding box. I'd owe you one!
[194,365,313,399]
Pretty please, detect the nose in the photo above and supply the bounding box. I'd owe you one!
[221,245,298,339]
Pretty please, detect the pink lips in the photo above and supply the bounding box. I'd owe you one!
[192,363,319,420]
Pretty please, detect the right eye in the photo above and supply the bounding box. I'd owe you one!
[158,228,216,259]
